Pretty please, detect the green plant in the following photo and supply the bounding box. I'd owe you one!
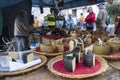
[106,2,120,16]
[106,2,120,24]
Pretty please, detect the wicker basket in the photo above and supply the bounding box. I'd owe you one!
[47,55,108,79]
[101,53,120,60]
[0,55,47,77]
[92,42,120,60]
[34,47,69,57]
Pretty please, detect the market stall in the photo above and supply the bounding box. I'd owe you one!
[0,51,47,77]
[47,55,108,79]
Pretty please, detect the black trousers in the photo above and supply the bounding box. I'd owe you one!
[86,27,93,31]
[48,26,55,28]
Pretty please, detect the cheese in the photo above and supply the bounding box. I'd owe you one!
[72,48,81,63]
[42,37,51,45]
[107,38,118,43]
[69,39,78,52]
[64,56,76,72]
[22,53,34,64]
[56,38,63,45]
[85,37,92,45]
[51,40,57,50]
[8,52,18,60]
[93,44,110,55]
[108,43,120,52]
[63,52,73,60]
[40,44,53,53]
[27,53,34,63]
[69,40,75,52]
[56,44,64,52]
[83,52,95,67]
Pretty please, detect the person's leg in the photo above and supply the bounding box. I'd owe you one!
[15,36,24,52]
[86,23,89,31]
[71,24,74,30]
[93,22,96,31]
[48,26,55,29]
[21,37,29,51]
[15,36,26,58]
[69,24,72,30]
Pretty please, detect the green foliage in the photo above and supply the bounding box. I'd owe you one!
[106,2,120,16]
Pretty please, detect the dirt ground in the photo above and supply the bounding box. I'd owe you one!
[0,60,119,80]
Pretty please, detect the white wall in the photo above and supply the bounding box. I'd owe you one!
[62,4,99,20]
[31,4,99,26]
[32,7,50,26]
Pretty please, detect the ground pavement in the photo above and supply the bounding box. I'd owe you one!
[1,61,119,80]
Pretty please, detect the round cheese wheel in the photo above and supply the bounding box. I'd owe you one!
[40,44,53,53]
[107,42,120,52]
[93,44,110,55]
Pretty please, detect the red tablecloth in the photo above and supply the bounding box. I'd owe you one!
[35,46,69,53]
[53,58,101,75]
[42,35,64,40]
[109,51,120,56]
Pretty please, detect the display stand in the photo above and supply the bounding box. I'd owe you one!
[47,55,108,79]
[34,46,69,57]
[101,51,120,60]
[0,55,47,77]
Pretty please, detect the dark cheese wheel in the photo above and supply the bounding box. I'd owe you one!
[64,56,76,72]
[83,52,95,67]
[22,53,34,64]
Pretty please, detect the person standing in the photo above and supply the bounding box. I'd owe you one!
[44,8,56,29]
[14,10,33,52]
[66,14,74,30]
[85,7,96,32]
[114,17,120,35]
[45,13,55,28]
[33,16,39,28]
[79,13,85,29]
[96,3,107,30]
[55,13,66,29]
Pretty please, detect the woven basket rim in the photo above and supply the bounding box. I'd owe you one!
[34,47,69,57]
[109,62,120,70]
[93,43,120,60]
[0,55,47,76]
[47,55,108,79]
[101,54,120,60]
